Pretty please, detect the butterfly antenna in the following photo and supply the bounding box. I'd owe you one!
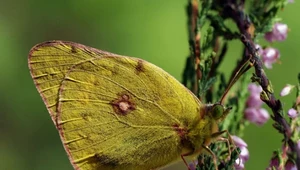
[219,58,252,104]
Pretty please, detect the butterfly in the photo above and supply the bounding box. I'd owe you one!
[28,41,233,170]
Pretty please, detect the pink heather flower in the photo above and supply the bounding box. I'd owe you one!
[232,136,249,169]
[239,146,250,162]
[234,159,245,170]
[287,108,298,119]
[265,23,288,42]
[261,47,280,69]
[232,135,248,148]
[244,108,270,125]
[280,84,295,96]
[246,83,263,107]
[245,83,270,125]
[285,160,297,170]
[255,44,280,69]
[288,0,294,3]
[248,83,263,94]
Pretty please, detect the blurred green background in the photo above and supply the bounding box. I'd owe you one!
[0,1,299,170]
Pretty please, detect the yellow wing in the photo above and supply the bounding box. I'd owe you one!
[28,41,119,124]
[28,41,203,170]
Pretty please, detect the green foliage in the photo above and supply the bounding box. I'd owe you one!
[198,58,217,99]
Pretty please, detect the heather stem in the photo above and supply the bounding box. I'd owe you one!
[187,0,202,96]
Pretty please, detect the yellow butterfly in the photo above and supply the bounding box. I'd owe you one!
[28,41,232,170]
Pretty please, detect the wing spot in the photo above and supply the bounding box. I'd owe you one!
[111,93,135,115]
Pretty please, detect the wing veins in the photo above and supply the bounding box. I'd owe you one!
[65,69,181,124]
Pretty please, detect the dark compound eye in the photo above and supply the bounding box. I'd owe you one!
[212,104,224,120]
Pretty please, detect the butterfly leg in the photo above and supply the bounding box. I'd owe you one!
[180,152,193,170]
[201,145,218,170]
[181,130,236,170]
[211,130,239,162]
[181,146,218,170]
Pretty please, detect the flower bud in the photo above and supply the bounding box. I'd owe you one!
[265,23,288,42]
[287,108,298,119]
[261,47,280,69]
[280,84,295,96]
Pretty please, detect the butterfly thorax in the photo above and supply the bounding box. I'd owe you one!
[182,104,222,157]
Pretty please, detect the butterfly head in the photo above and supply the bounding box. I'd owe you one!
[206,103,232,123]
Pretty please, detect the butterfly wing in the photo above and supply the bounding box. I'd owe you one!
[28,41,118,125]
[29,41,202,170]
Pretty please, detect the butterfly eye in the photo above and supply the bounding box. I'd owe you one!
[211,104,224,120]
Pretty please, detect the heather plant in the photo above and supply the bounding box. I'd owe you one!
[184,0,300,169]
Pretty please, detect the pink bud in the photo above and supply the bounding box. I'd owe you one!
[265,23,288,42]
[261,47,280,69]
[280,84,295,96]
[287,108,298,119]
